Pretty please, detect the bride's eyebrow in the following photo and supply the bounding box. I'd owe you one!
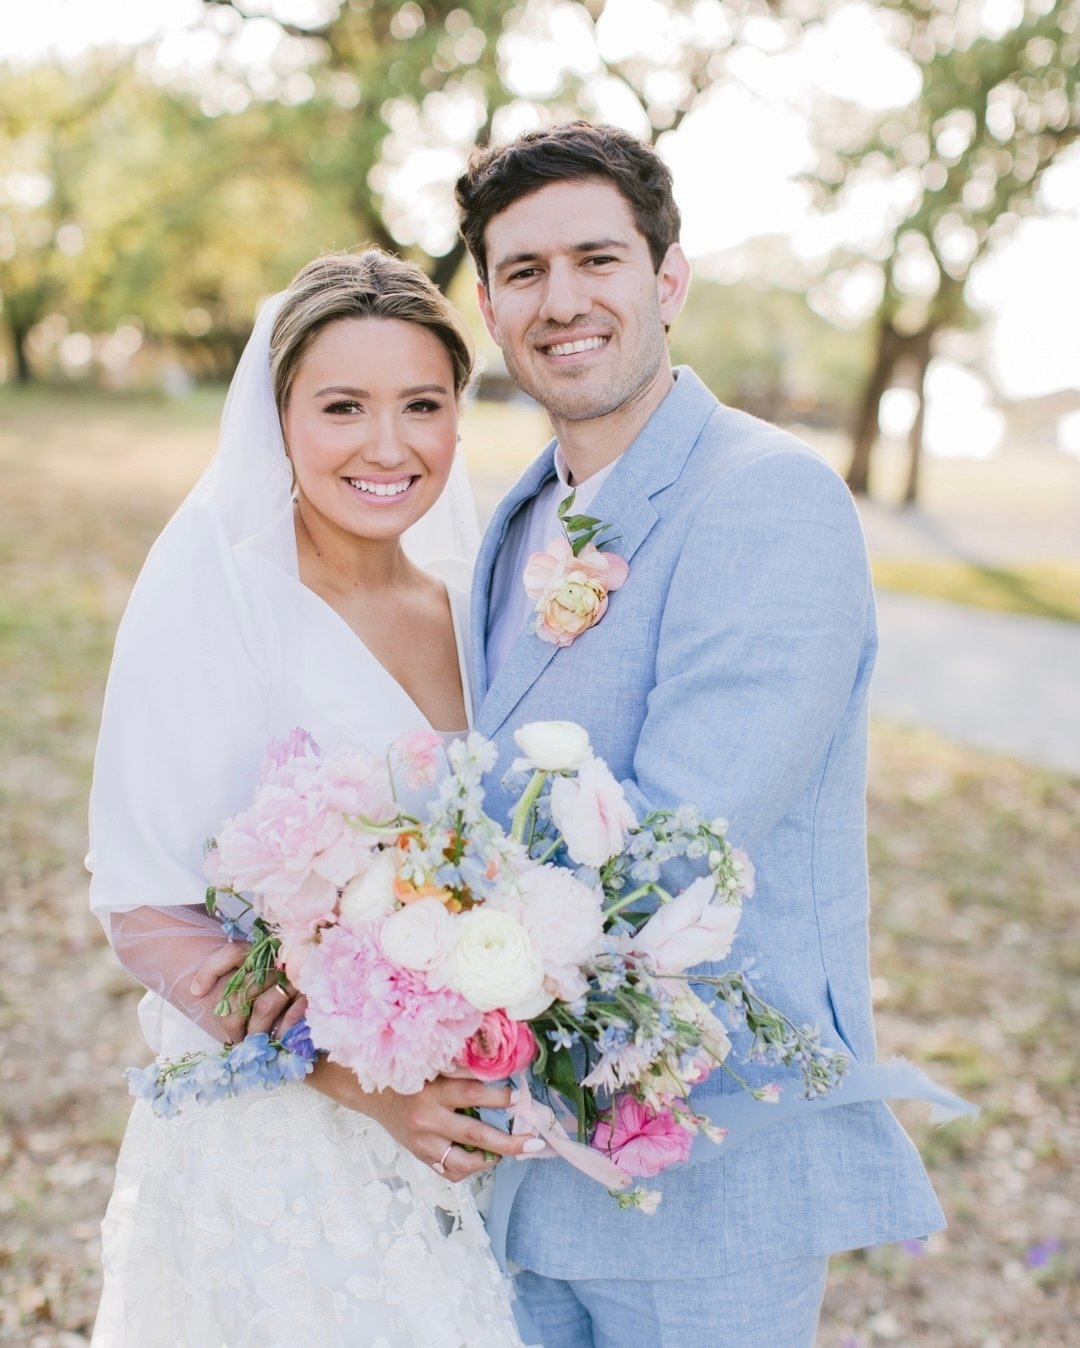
[312,383,450,397]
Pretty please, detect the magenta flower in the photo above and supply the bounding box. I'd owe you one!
[591,1093,694,1178]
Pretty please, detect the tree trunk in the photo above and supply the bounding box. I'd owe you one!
[429,236,468,295]
[901,328,935,507]
[846,321,902,496]
[10,321,33,384]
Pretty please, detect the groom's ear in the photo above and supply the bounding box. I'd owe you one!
[656,243,691,329]
[477,280,502,348]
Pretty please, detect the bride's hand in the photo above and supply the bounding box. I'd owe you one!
[188,943,305,1043]
[307,1061,541,1182]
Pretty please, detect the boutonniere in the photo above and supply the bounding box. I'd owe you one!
[523,491,629,648]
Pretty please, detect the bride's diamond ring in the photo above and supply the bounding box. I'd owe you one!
[432,1144,453,1175]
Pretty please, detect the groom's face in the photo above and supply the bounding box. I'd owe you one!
[477,179,688,426]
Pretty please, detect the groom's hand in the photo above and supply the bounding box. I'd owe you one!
[308,1062,539,1182]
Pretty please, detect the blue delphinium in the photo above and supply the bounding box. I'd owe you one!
[124,1018,318,1117]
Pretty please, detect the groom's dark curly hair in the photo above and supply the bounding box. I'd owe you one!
[455,121,681,289]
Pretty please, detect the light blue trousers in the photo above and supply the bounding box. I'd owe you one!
[512,1256,829,1348]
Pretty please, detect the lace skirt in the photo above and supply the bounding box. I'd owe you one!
[91,1083,524,1348]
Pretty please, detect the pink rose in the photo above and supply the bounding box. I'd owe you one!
[591,1094,694,1178]
[549,755,637,867]
[523,536,629,647]
[393,729,445,789]
[631,876,742,974]
[459,1009,539,1081]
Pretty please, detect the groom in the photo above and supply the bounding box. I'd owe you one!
[456,121,944,1346]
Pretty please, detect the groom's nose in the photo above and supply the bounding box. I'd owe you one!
[538,259,590,326]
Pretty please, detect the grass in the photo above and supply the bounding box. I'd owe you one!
[0,388,1078,1344]
[872,558,1080,624]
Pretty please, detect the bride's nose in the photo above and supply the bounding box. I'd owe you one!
[361,414,410,468]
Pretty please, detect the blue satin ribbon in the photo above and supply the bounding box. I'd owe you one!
[483,1059,976,1345]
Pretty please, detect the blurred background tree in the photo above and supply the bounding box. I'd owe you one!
[1,0,1078,503]
[806,0,1080,501]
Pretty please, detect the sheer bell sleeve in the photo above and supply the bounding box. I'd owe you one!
[87,504,277,1041]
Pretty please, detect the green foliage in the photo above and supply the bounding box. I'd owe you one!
[671,271,869,420]
[2,0,810,383]
[813,0,1080,330]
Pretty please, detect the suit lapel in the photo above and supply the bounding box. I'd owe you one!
[476,369,720,735]
[471,445,557,707]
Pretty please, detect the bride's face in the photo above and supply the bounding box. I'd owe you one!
[283,316,459,545]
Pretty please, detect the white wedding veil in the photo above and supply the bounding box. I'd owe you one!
[88,275,481,1049]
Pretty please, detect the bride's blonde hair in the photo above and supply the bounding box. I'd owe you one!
[270,249,474,411]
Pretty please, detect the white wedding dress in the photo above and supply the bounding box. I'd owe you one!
[88,505,524,1348]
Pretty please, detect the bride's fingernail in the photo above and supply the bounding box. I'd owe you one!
[521,1137,546,1153]
[508,1089,521,1104]
[189,980,202,995]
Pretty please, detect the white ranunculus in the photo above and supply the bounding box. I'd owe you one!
[549,755,637,867]
[445,908,546,1012]
[378,897,456,971]
[512,721,592,773]
[337,849,398,929]
[631,876,742,973]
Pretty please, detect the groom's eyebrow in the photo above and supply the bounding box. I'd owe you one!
[491,237,631,276]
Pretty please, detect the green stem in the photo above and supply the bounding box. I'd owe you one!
[510,770,548,844]
[536,837,563,864]
[603,882,673,920]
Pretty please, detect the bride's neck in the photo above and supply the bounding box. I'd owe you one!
[293,501,414,595]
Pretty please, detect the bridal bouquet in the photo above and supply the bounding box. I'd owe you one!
[128,721,847,1206]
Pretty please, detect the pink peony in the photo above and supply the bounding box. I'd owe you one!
[631,877,742,974]
[210,749,395,928]
[301,925,481,1094]
[459,1010,539,1081]
[591,1093,694,1178]
[549,755,637,867]
[523,536,629,648]
[210,784,342,926]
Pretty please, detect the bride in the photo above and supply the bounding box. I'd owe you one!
[87,251,530,1347]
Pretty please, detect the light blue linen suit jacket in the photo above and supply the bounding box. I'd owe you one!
[472,368,945,1281]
